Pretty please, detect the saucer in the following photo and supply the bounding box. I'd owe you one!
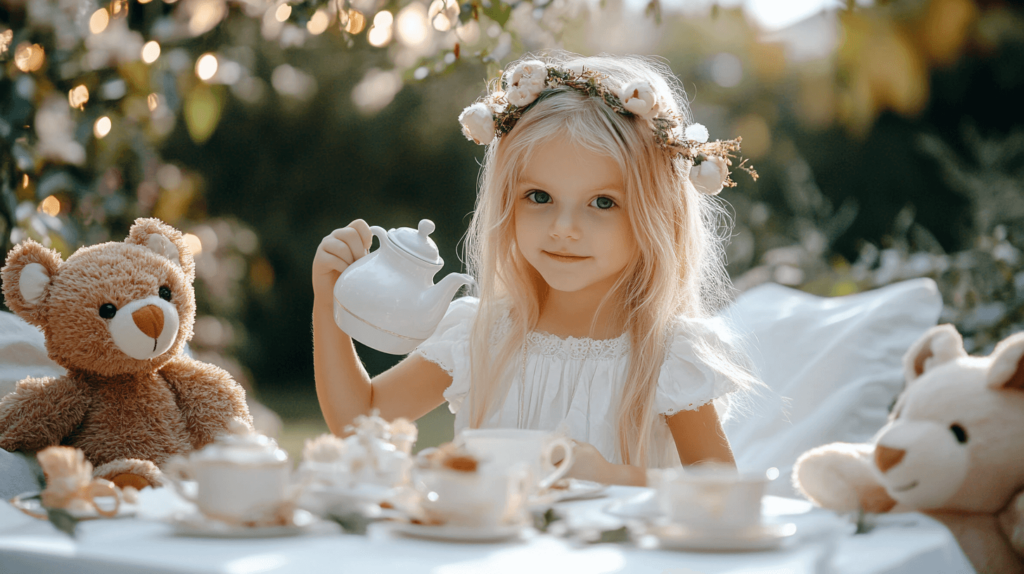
[648,521,797,552]
[390,519,532,542]
[530,479,608,507]
[10,491,137,520]
[170,508,329,538]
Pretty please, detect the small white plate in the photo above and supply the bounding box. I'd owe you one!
[648,521,797,552]
[170,508,326,538]
[390,520,531,543]
[603,490,659,521]
[531,479,609,507]
[10,491,136,520]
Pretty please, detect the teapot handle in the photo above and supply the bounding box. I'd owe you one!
[369,226,388,251]
[162,456,199,505]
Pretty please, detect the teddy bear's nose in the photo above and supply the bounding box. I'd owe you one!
[875,445,906,473]
[132,305,164,339]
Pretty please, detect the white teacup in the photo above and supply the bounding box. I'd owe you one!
[165,431,294,524]
[457,428,574,492]
[653,466,769,531]
[412,464,530,527]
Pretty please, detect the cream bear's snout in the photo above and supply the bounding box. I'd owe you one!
[108,296,179,360]
[873,420,969,509]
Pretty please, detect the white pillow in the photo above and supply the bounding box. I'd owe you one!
[721,278,942,497]
[0,311,64,400]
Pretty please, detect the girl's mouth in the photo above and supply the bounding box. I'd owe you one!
[544,251,589,263]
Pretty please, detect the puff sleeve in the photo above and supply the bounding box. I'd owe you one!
[412,296,478,414]
[654,316,745,416]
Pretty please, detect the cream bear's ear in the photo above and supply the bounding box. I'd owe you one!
[903,324,967,384]
[125,217,195,282]
[987,332,1024,391]
[1,239,63,327]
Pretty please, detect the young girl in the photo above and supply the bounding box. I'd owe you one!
[312,53,759,486]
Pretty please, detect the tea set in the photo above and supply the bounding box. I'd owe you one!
[31,220,797,548]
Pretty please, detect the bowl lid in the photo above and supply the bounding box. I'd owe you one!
[388,219,442,265]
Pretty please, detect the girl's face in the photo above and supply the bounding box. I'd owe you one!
[513,135,637,297]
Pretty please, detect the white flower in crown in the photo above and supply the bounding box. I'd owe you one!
[684,123,709,143]
[505,60,548,108]
[619,80,661,120]
[458,102,495,145]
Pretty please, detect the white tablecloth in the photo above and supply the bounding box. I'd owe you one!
[0,487,973,574]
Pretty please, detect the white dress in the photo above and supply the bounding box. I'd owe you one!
[413,297,742,468]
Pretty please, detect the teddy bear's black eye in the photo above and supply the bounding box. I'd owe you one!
[159,286,172,301]
[99,303,117,319]
[950,423,968,444]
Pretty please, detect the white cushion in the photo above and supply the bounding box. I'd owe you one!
[0,311,64,400]
[721,278,942,497]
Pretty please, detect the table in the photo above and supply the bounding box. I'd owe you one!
[0,486,974,574]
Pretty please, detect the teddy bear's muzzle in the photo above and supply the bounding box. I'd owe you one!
[109,296,179,361]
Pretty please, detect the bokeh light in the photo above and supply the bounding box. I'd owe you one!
[274,4,292,22]
[94,116,112,138]
[710,52,743,88]
[368,11,394,47]
[39,196,61,217]
[196,53,219,81]
[396,3,429,47]
[89,9,110,34]
[147,93,161,111]
[141,41,161,64]
[14,43,45,72]
[307,9,330,35]
[345,10,366,34]
[68,85,89,110]
[183,233,203,255]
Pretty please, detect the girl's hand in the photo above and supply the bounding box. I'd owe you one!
[565,440,613,483]
[312,219,373,300]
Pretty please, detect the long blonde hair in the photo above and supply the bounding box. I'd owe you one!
[463,52,757,466]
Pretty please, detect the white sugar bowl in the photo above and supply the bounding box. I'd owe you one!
[332,219,474,354]
[165,424,292,524]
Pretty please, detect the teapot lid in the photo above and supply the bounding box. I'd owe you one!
[388,220,442,265]
[193,419,288,465]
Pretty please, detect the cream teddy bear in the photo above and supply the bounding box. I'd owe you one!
[794,324,1024,573]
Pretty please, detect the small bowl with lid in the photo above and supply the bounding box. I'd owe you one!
[164,420,293,524]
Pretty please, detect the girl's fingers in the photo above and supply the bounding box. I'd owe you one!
[348,219,373,251]
[329,226,368,259]
[318,237,355,270]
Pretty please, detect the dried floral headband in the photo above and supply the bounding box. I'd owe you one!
[458,60,757,195]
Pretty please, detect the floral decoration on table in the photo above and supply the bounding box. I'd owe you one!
[300,410,417,491]
[414,441,480,473]
[10,446,139,536]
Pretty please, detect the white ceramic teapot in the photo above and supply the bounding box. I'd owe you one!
[333,219,474,354]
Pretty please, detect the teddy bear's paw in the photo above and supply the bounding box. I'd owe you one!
[94,458,163,489]
[110,473,152,490]
[860,484,898,513]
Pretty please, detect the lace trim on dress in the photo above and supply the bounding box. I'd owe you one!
[525,330,629,360]
[417,345,455,376]
[661,395,717,417]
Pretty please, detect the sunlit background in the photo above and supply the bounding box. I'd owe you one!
[1,0,1022,457]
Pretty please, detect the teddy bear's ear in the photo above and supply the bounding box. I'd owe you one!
[1,239,63,326]
[903,324,967,384]
[125,218,195,282]
[986,332,1024,391]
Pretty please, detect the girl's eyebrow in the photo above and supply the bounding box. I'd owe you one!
[517,180,624,196]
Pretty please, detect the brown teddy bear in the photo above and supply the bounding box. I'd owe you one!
[793,324,1024,573]
[0,218,252,490]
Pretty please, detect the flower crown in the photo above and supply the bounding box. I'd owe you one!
[458,60,757,195]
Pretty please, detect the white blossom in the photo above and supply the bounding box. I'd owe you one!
[505,59,547,108]
[684,123,710,143]
[619,80,660,120]
[458,103,495,145]
[689,156,728,196]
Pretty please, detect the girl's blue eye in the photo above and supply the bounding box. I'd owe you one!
[591,196,615,209]
[527,191,551,204]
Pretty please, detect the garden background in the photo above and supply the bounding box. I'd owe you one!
[1,0,1022,458]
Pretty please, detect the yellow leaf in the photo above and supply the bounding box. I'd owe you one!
[184,83,223,144]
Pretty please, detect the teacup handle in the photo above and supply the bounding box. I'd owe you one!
[538,436,574,491]
[162,456,199,505]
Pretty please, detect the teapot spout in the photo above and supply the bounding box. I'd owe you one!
[423,272,475,323]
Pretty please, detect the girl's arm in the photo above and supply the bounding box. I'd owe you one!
[666,402,736,466]
[312,220,453,435]
[565,402,734,486]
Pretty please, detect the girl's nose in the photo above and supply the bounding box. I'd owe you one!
[550,208,581,240]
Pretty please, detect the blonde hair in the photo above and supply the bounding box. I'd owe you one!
[463,52,758,467]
